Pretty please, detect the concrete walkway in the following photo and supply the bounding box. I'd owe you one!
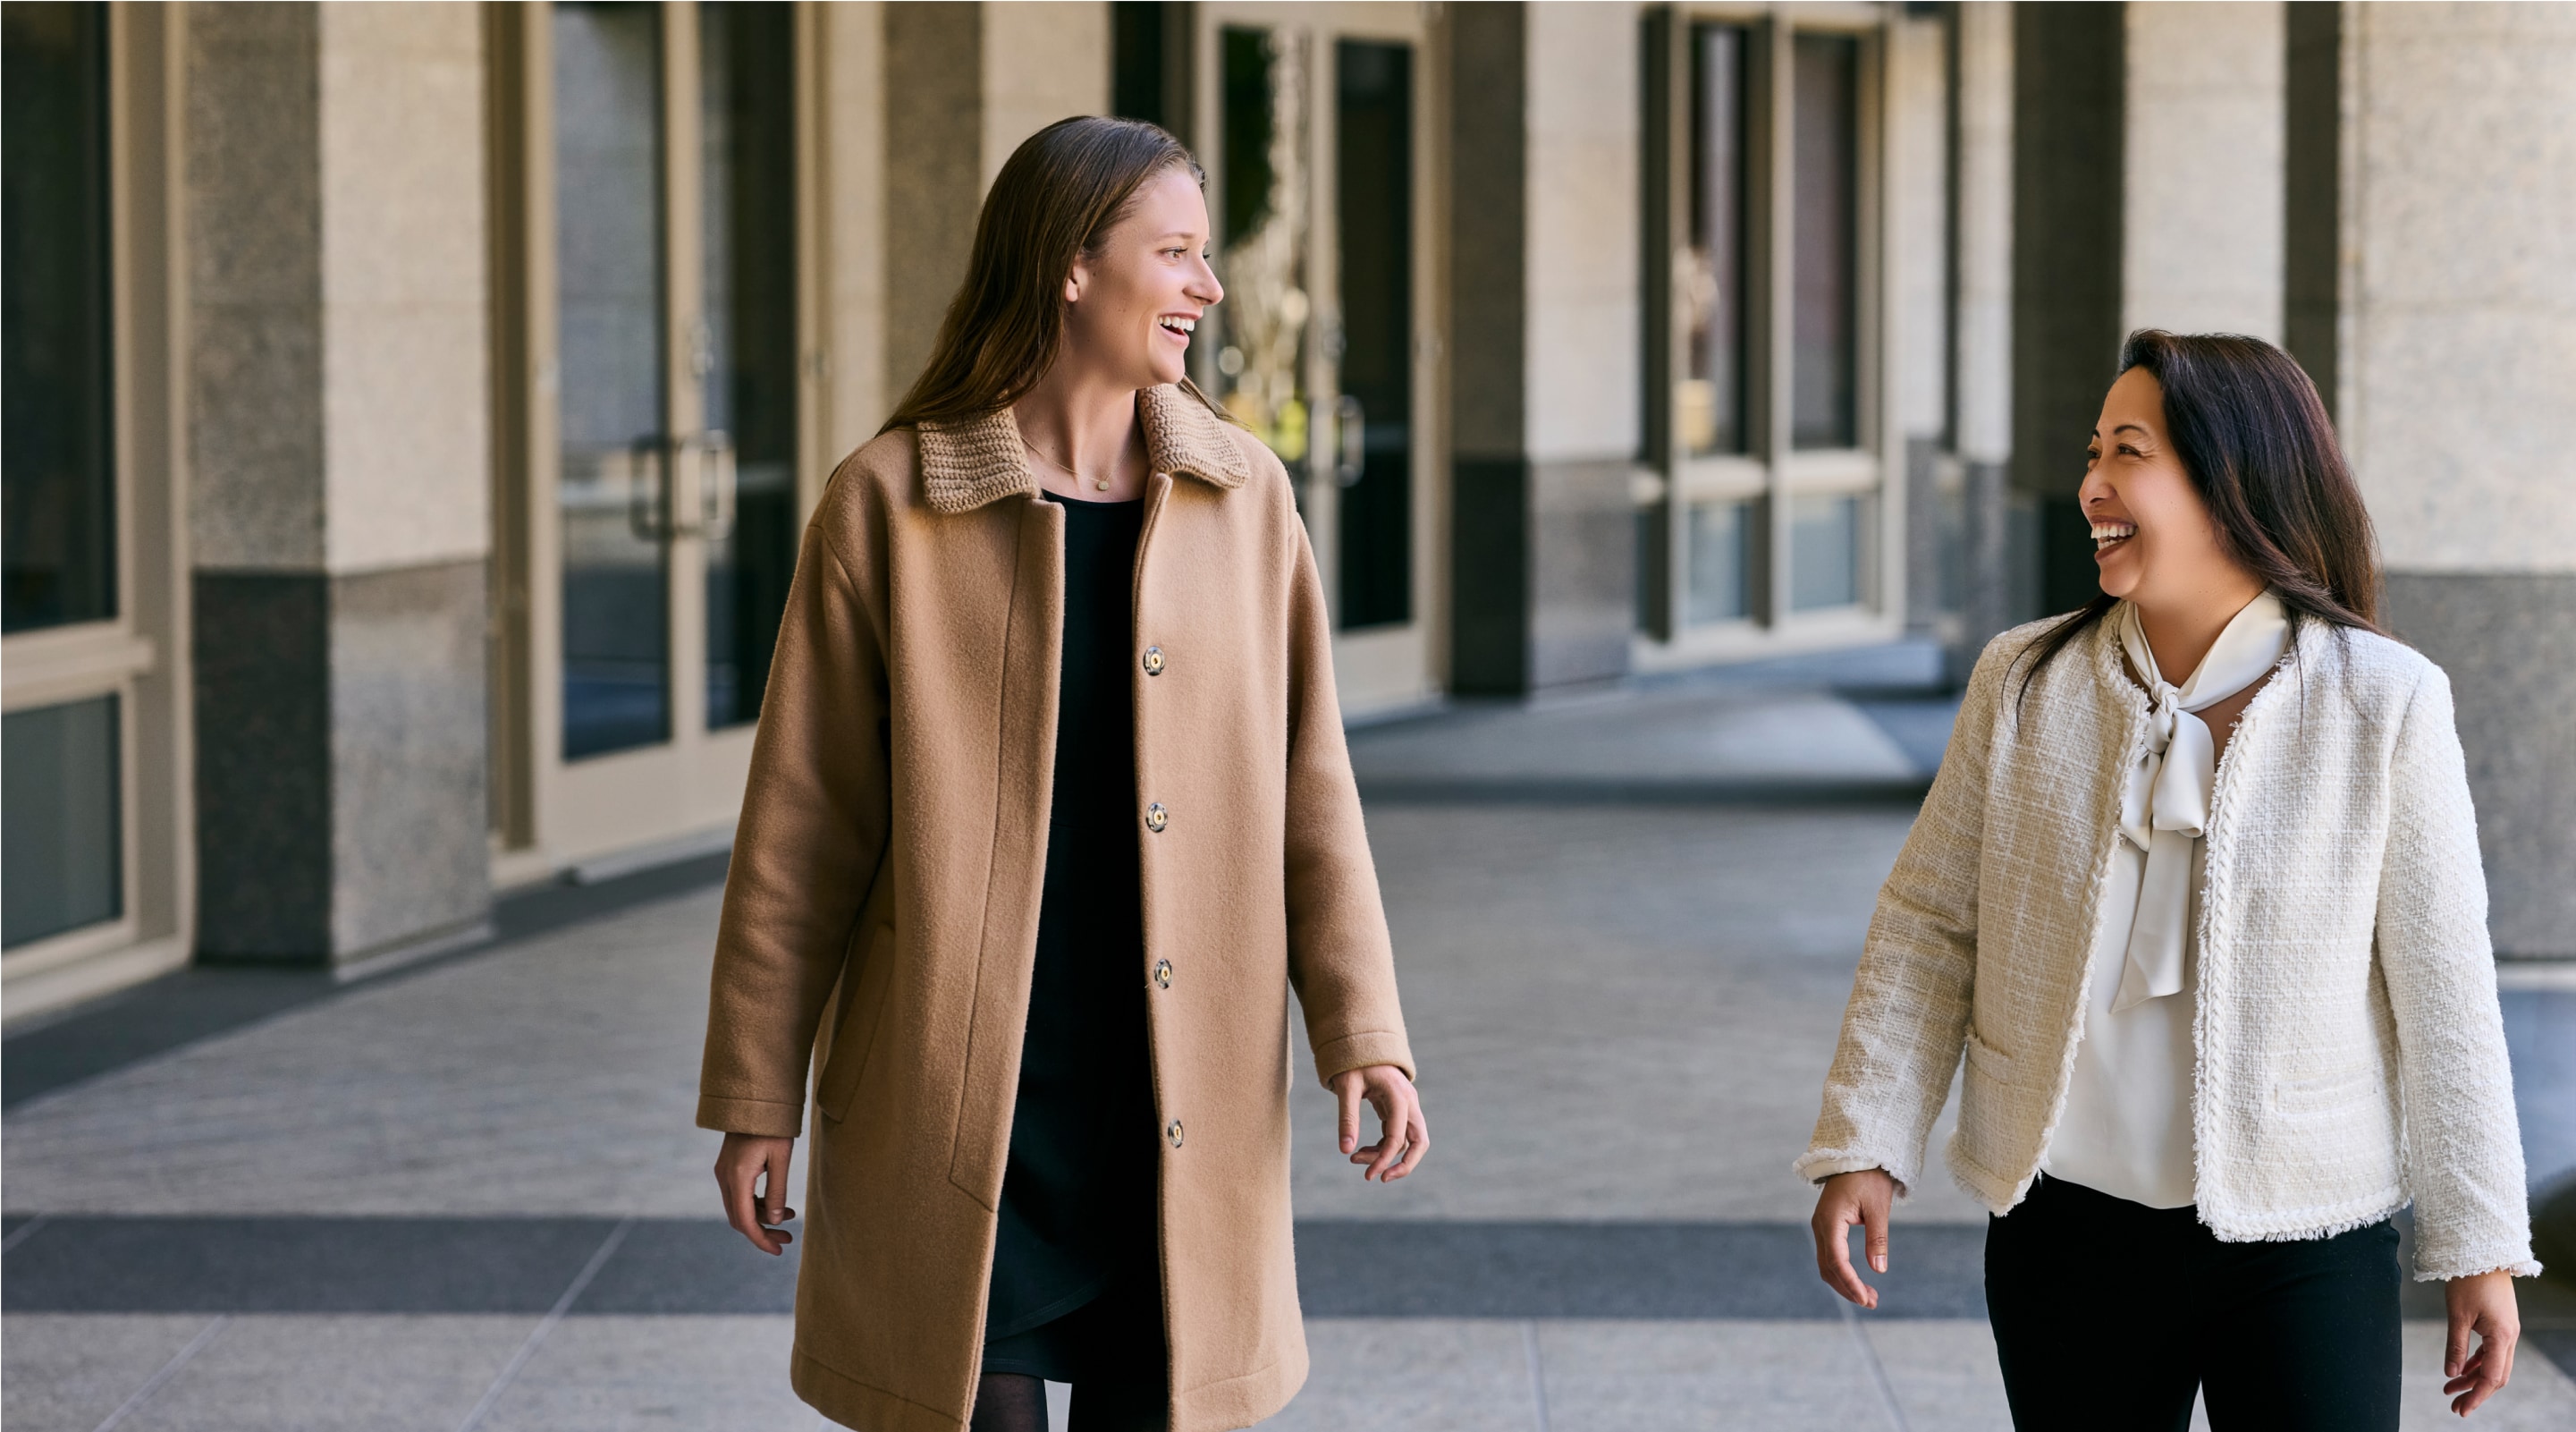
[7,660,2574,1430]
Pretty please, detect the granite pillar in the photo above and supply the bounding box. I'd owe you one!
[2339,4,2576,959]
[185,4,492,966]
[1447,2,1640,696]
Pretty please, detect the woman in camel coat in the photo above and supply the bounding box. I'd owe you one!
[697,116,1424,1432]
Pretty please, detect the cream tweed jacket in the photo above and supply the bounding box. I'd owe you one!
[1797,611,2538,1281]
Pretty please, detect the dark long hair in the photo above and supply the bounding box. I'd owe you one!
[880,117,1205,433]
[2010,330,2385,704]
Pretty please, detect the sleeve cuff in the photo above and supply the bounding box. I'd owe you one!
[1792,1148,1915,1199]
[697,1092,806,1139]
[1312,1030,1415,1088]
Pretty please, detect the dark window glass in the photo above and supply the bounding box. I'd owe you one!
[698,1,797,729]
[1212,27,1308,481]
[1686,499,1752,624]
[1791,32,1859,449]
[3,694,121,946]
[3,1,115,633]
[555,1,671,759]
[1220,27,1275,247]
[1790,492,1862,609]
[1680,23,1747,457]
[1333,38,1411,631]
[1111,2,1168,128]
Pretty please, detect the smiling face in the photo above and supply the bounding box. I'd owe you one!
[2081,366,2256,610]
[1059,165,1223,392]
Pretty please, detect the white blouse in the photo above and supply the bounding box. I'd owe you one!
[2040,592,2290,1208]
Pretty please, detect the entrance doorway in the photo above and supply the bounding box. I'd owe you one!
[491,2,811,872]
[1190,3,1446,716]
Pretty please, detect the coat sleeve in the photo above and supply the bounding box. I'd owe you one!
[1792,632,2007,1196]
[2375,664,2538,1281]
[1280,518,1416,1087]
[697,510,892,1139]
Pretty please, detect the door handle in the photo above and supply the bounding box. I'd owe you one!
[626,436,671,541]
[1335,394,1365,487]
[697,430,737,541]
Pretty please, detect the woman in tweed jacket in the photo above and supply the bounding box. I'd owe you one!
[1800,332,2536,1429]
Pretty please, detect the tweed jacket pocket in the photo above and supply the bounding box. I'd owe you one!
[2270,1061,2382,1115]
[816,923,897,1123]
[1963,1026,2016,1082]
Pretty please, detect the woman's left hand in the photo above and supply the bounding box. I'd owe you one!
[2444,1269,2520,1416]
[1330,1064,1428,1182]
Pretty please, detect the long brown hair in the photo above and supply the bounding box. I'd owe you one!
[2011,329,2386,705]
[881,117,1205,433]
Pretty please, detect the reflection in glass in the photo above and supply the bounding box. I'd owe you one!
[1677,23,1747,457]
[1792,33,1859,450]
[1790,493,1862,610]
[1333,39,1412,631]
[1214,27,1308,478]
[1686,500,1752,625]
[555,2,670,759]
[699,2,797,729]
[2,1,115,633]
[3,694,120,947]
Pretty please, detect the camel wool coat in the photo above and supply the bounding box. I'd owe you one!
[697,382,1415,1432]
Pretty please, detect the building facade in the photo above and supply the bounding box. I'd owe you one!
[4,1,2571,1021]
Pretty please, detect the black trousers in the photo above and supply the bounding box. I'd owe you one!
[1985,1175,2401,1432]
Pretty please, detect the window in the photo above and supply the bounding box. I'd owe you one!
[4,0,114,635]
[1643,8,1886,652]
[3,0,129,958]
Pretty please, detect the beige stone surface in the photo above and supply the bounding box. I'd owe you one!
[1952,2,2013,466]
[981,2,1110,191]
[2345,3,2576,572]
[317,1,490,576]
[1524,0,1640,464]
[2121,1,2285,340]
[1891,12,1950,439]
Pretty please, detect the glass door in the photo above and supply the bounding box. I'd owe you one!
[503,1,805,870]
[1193,2,1444,716]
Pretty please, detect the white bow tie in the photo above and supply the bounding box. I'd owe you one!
[2110,593,2291,1013]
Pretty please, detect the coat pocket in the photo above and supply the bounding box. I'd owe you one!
[1964,1025,2016,1083]
[816,923,896,1123]
[2271,1062,2381,1115]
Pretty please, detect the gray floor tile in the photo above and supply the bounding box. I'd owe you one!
[2399,1320,2576,1431]
[1532,1320,1896,1431]
[473,1315,813,1432]
[1861,1319,2013,1432]
[1256,1319,1538,1432]
[0,1315,221,1432]
[1286,803,1989,1225]
[111,1315,534,1432]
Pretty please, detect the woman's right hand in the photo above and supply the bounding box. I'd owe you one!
[715,1131,798,1255]
[1811,1168,1896,1309]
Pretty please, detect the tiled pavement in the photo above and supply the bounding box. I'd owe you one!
[8,667,2574,1429]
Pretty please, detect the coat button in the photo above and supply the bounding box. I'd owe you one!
[1142,645,1166,675]
[1153,959,1172,989]
[1144,802,1169,833]
[1166,1118,1185,1148]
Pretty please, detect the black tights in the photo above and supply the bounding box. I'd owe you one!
[971,1275,1168,1432]
[967,1370,1165,1432]
[1986,1175,2402,1431]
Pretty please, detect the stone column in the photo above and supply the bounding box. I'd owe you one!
[2338,3,2576,959]
[880,3,1110,409]
[2119,2,2285,339]
[186,4,492,966]
[1448,1,1641,696]
[1951,1,2019,662]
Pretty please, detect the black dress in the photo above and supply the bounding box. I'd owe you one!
[981,493,1164,1383]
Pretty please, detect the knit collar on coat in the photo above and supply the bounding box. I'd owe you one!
[913,380,1253,514]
